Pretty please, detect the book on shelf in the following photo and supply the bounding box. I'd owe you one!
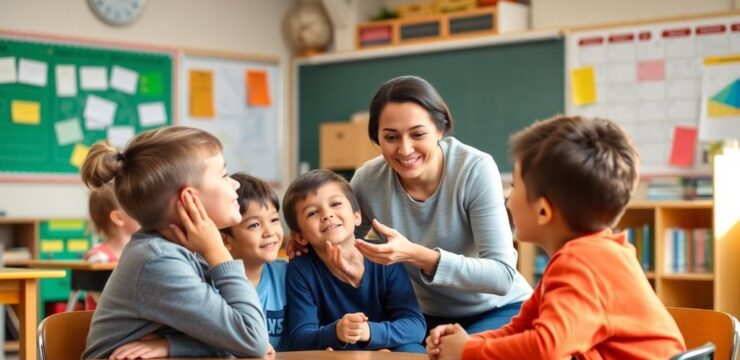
[646,176,713,200]
[663,227,713,274]
[624,224,653,271]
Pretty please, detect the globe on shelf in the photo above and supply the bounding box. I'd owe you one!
[284,1,333,56]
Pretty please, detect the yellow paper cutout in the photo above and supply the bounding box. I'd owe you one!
[708,100,740,117]
[70,143,90,169]
[189,70,214,118]
[11,100,41,125]
[48,219,86,231]
[571,66,597,106]
[67,239,90,252]
[41,239,64,253]
[247,70,271,107]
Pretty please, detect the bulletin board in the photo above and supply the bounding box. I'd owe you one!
[0,32,174,180]
[179,50,283,185]
[566,13,740,175]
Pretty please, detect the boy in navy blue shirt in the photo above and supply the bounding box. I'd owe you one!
[221,173,287,352]
[282,170,426,352]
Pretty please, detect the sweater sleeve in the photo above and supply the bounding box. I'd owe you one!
[365,263,426,349]
[137,257,268,358]
[461,254,608,359]
[424,156,518,295]
[469,284,542,342]
[285,262,345,350]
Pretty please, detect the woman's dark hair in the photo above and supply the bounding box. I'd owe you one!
[368,75,453,144]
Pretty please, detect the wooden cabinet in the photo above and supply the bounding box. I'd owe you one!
[320,120,379,170]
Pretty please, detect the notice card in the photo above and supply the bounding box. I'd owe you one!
[247,69,271,107]
[107,126,135,149]
[637,60,665,82]
[84,95,117,129]
[70,143,90,168]
[11,100,40,125]
[139,72,163,96]
[18,58,47,87]
[138,102,167,127]
[54,118,83,145]
[111,65,139,94]
[0,57,16,83]
[190,69,214,118]
[669,126,697,167]
[571,66,597,105]
[80,66,108,90]
[56,65,77,97]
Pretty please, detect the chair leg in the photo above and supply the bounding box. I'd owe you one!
[65,290,81,312]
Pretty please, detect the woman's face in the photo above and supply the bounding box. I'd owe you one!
[377,102,443,182]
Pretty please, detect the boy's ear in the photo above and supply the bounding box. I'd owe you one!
[221,232,233,251]
[178,187,197,205]
[536,197,554,226]
[109,209,126,227]
[293,232,310,246]
[353,210,361,227]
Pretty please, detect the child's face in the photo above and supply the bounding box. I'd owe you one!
[193,152,241,229]
[295,182,361,248]
[226,201,284,265]
[507,162,541,244]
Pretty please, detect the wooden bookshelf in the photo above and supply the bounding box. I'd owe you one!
[515,153,740,319]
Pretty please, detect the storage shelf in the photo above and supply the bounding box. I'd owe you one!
[662,273,714,281]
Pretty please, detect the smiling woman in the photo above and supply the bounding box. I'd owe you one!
[350,75,533,334]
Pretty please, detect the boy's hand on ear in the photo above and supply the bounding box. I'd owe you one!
[171,191,232,266]
[325,241,363,287]
[336,312,369,344]
[285,232,309,259]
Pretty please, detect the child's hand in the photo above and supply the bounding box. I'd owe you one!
[285,232,309,259]
[336,312,370,344]
[171,191,232,266]
[426,323,468,360]
[325,241,363,287]
[108,335,169,360]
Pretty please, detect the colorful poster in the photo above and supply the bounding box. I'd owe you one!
[699,55,740,141]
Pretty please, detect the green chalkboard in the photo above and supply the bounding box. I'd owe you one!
[0,36,172,176]
[298,37,564,173]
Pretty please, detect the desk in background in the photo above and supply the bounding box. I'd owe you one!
[0,267,65,360]
[13,260,115,312]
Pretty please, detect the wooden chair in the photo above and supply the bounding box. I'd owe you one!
[667,307,738,360]
[37,310,94,360]
[670,342,716,360]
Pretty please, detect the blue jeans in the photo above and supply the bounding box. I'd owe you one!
[424,301,524,335]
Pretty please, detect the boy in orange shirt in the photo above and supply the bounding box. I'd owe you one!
[426,115,686,360]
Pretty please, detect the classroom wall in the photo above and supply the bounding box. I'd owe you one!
[0,0,293,218]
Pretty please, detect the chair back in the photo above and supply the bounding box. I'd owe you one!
[37,310,95,360]
[667,307,738,360]
[670,342,715,360]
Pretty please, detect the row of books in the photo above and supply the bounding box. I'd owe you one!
[646,176,712,201]
[624,224,653,271]
[664,227,713,274]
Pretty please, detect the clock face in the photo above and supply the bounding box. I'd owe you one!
[88,0,146,26]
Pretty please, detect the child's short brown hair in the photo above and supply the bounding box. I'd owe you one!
[221,172,280,238]
[509,115,639,233]
[282,170,360,234]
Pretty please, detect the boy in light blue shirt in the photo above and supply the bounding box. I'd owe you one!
[221,172,287,352]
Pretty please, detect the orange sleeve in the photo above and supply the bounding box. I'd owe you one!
[462,254,610,360]
[469,283,541,342]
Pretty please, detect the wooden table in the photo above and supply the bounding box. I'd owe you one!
[160,351,426,360]
[0,267,66,360]
[14,260,115,311]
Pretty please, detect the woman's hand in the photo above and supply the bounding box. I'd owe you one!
[170,191,231,266]
[109,335,169,360]
[356,219,439,273]
[284,232,309,259]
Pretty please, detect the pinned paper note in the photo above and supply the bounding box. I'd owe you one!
[48,219,86,231]
[70,143,90,168]
[247,69,271,107]
[638,60,665,82]
[140,72,163,96]
[67,239,90,252]
[669,126,697,167]
[54,118,83,145]
[84,95,117,129]
[11,100,41,125]
[41,239,64,253]
[80,66,108,90]
[111,65,139,94]
[571,66,597,105]
[18,58,47,87]
[138,102,167,127]
[190,69,214,117]
[56,65,77,97]
[0,57,16,83]
[107,126,135,149]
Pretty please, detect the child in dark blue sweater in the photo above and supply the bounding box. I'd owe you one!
[282,170,426,352]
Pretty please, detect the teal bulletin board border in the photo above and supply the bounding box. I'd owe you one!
[0,30,176,182]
